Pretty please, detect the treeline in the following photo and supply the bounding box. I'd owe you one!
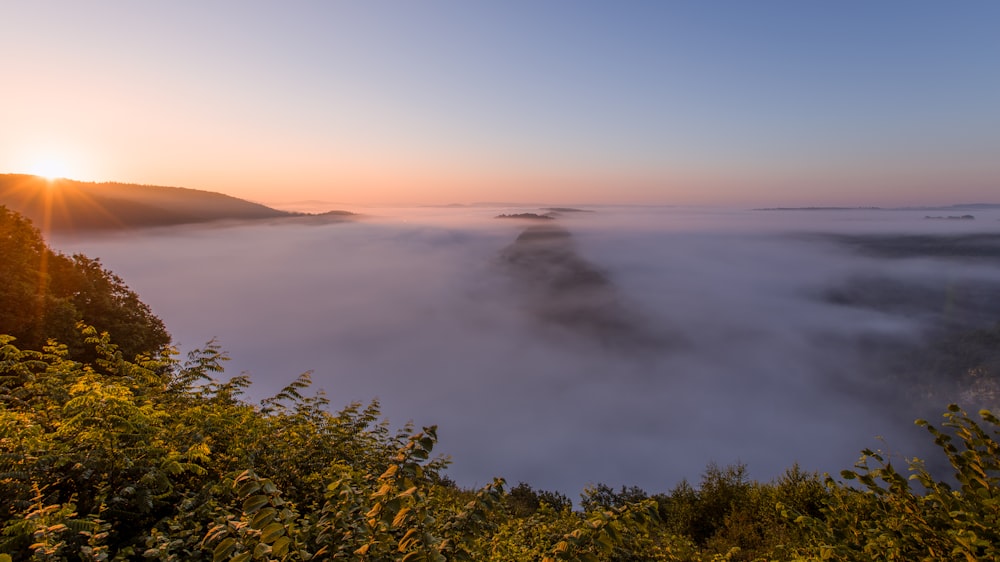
[1,206,998,560]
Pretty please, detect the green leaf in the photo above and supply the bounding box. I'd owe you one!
[243,494,270,514]
[237,480,261,498]
[251,507,277,529]
[213,538,236,562]
[260,522,285,544]
[271,536,291,557]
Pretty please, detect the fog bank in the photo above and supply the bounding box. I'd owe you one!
[52,206,1000,495]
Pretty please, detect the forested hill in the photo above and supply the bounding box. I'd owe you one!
[0,174,306,232]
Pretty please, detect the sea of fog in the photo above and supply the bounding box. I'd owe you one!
[51,206,1000,496]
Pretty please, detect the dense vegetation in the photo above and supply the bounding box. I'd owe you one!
[2,329,997,561]
[2,207,998,560]
[0,206,169,359]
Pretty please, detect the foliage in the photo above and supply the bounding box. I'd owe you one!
[0,328,504,561]
[507,482,572,517]
[0,206,169,360]
[1,323,998,560]
[795,404,1000,561]
[581,484,648,514]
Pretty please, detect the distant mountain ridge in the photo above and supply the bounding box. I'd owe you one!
[0,174,352,233]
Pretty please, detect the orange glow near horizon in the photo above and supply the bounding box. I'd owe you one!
[3,159,993,211]
[28,160,70,181]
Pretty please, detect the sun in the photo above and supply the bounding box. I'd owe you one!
[27,157,72,180]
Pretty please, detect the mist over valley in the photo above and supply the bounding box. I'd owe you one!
[44,205,1000,497]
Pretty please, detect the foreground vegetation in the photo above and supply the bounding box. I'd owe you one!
[1,330,998,561]
[2,205,998,559]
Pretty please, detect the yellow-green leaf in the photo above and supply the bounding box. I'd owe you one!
[243,494,269,514]
[251,507,277,530]
[260,522,285,544]
[237,480,260,497]
[213,538,236,562]
[272,536,291,557]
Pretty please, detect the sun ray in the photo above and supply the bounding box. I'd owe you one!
[7,174,130,235]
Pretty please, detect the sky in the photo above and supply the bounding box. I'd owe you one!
[3,1,999,207]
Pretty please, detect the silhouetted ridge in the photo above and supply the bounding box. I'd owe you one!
[0,174,355,232]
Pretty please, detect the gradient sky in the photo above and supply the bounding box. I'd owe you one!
[3,1,999,207]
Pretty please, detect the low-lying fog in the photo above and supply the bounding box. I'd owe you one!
[52,206,1000,496]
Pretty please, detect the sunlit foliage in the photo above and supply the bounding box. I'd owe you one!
[2,324,997,560]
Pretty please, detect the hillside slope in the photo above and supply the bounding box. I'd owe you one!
[0,174,296,232]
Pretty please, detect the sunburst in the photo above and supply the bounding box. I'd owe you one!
[27,157,71,180]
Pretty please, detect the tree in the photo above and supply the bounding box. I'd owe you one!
[0,205,52,346]
[0,205,169,359]
[507,482,572,517]
[580,483,649,513]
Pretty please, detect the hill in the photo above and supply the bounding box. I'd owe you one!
[498,224,663,349]
[0,174,308,232]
